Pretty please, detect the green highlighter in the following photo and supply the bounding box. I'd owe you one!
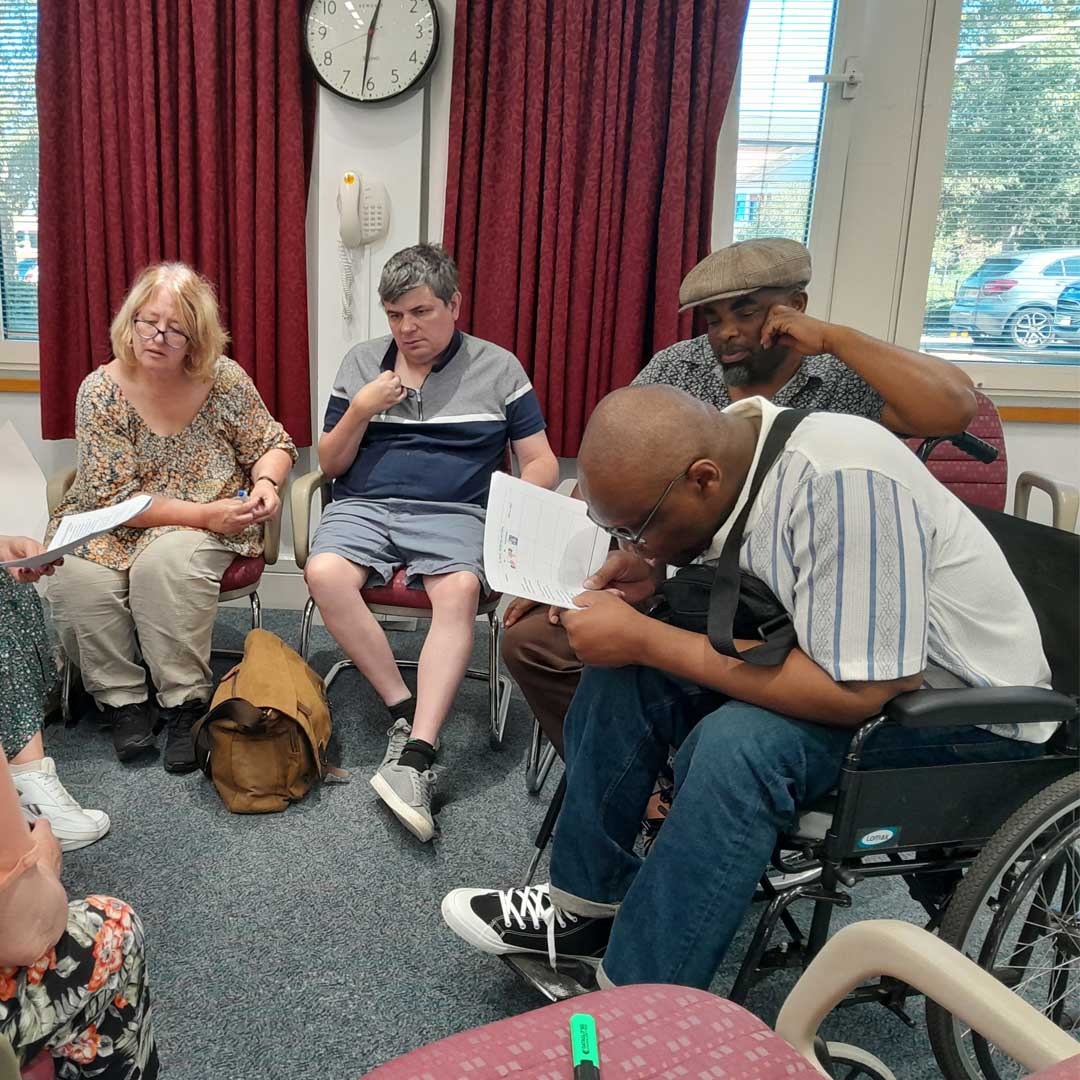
[569,1012,601,1079]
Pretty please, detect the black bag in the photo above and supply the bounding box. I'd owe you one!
[652,408,809,667]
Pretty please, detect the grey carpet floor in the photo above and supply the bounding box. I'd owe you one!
[43,608,948,1079]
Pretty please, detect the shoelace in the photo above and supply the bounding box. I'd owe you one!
[385,721,411,761]
[20,770,79,812]
[411,769,437,809]
[497,885,579,969]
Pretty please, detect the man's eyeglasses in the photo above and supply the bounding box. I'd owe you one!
[133,318,190,351]
[587,469,689,547]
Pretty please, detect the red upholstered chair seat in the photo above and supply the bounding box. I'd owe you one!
[219,555,266,595]
[366,984,816,1079]
[904,391,1008,513]
[21,1051,55,1079]
[361,568,501,612]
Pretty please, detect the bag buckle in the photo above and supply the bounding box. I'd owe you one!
[757,614,789,641]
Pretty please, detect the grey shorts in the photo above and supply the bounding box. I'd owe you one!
[309,498,488,591]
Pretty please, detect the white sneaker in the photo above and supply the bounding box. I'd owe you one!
[13,758,111,852]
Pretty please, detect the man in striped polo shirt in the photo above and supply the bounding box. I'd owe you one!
[442,384,1052,988]
[306,245,558,842]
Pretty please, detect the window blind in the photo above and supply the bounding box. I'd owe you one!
[922,0,1080,357]
[734,0,836,246]
[0,0,39,341]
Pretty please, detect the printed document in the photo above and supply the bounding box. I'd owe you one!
[484,473,609,608]
[0,494,153,569]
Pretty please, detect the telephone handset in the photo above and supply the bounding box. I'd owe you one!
[337,171,391,332]
[338,172,390,247]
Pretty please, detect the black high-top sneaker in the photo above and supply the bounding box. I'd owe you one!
[441,883,613,964]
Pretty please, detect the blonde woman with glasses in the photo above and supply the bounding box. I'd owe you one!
[45,263,296,772]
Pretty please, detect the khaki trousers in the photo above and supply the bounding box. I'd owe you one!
[45,530,235,709]
[499,605,583,758]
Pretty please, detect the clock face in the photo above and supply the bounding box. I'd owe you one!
[305,0,439,103]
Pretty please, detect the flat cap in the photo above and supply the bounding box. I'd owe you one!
[678,237,812,312]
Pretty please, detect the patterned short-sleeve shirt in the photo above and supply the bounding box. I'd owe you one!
[47,358,298,570]
[632,333,886,420]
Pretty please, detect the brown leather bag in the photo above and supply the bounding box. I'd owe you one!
[192,629,332,813]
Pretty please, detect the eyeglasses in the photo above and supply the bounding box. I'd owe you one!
[587,469,689,547]
[133,318,190,350]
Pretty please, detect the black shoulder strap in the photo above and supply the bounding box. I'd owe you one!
[707,408,810,665]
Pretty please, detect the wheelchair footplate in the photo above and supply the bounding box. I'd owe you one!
[500,954,597,1002]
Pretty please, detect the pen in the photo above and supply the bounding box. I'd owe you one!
[570,1013,600,1079]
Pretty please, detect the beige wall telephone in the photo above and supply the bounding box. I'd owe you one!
[337,171,390,332]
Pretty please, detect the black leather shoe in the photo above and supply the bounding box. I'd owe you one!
[161,699,208,774]
[111,702,157,762]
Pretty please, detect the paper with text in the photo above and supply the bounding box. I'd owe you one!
[0,494,153,569]
[484,473,609,608]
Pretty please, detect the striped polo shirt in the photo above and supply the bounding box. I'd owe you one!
[705,397,1054,743]
[323,331,546,507]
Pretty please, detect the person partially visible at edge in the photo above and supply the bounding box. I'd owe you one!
[44,262,297,773]
[501,236,979,760]
[0,738,160,1076]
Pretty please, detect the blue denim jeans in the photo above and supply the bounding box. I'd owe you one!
[548,665,1046,989]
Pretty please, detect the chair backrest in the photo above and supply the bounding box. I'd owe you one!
[905,391,1008,512]
[970,503,1080,697]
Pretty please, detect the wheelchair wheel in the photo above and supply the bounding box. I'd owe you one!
[823,1042,897,1080]
[927,773,1080,1080]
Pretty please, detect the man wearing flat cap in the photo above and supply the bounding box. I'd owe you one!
[501,237,978,762]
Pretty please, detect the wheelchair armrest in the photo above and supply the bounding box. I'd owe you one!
[262,494,283,566]
[885,686,1077,729]
[289,469,329,571]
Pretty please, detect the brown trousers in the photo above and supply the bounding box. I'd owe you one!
[499,605,583,758]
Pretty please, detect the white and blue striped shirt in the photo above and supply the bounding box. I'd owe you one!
[704,398,1054,743]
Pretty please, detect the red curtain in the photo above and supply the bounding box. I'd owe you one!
[444,0,748,456]
[36,1,312,444]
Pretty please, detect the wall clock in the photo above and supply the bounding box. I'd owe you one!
[304,0,440,103]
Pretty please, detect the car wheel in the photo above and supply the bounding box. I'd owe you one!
[1006,307,1054,351]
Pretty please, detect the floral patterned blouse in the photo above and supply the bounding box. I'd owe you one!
[48,358,298,571]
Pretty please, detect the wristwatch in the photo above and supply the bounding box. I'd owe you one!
[252,476,279,492]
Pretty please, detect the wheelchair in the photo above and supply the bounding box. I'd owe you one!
[505,489,1080,1080]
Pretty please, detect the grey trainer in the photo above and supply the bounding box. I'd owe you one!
[370,761,438,842]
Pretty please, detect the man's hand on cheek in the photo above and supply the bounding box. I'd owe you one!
[560,590,650,667]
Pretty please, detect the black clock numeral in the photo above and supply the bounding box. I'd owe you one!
[318,0,336,13]
[365,77,376,92]
[342,69,351,83]
[390,68,400,84]
[409,50,417,63]
[409,0,418,11]
[415,23,424,38]
[317,25,327,39]
[323,50,333,66]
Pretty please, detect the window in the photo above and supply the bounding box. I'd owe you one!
[0,0,39,343]
[920,0,1080,363]
[734,0,836,246]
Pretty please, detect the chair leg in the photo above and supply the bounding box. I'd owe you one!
[249,590,262,631]
[524,773,567,885]
[487,614,510,750]
[61,657,74,728]
[525,718,558,795]
[298,597,317,660]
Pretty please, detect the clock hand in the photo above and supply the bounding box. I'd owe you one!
[361,0,383,96]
